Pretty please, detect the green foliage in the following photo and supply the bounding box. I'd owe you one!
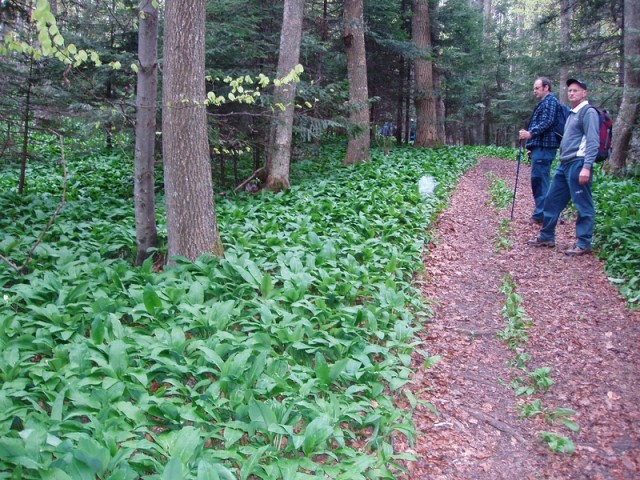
[0,143,477,478]
[519,401,579,433]
[497,275,531,350]
[592,172,640,307]
[486,173,513,209]
[494,218,513,252]
[538,431,575,455]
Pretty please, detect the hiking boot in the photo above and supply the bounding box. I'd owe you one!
[527,237,555,248]
[529,216,543,226]
[564,245,591,257]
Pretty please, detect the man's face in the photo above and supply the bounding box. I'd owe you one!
[533,80,548,100]
[567,83,587,105]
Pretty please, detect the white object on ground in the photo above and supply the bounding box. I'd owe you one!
[418,175,436,198]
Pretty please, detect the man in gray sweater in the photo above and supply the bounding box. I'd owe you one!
[527,78,600,256]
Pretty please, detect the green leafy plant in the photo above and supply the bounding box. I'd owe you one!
[508,352,532,370]
[518,399,545,418]
[528,366,554,392]
[497,275,531,349]
[538,431,575,455]
[494,218,513,252]
[518,401,579,432]
[592,172,640,307]
[486,172,513,210]
[545,407,580,433]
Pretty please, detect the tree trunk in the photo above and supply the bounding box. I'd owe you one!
[265,0,304,192]
[18,60,33,195]
[609,0,639,172]
[395,57,405,145]
[412,0,438,147]
[162,0,222,262]
[134,0,159,266]
[558,0,572,104]
[343,0,370,165]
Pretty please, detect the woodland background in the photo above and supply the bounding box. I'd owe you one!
[1,0,637,263]
[1,1,639,478]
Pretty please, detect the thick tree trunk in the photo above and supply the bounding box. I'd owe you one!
[265,0,304,192]
[134,0,158,266]
[162,0,222,262]
[412,0,438,147]
[343,0,370,165]
[609,0,639,172]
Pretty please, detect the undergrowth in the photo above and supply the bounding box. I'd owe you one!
[0,139,476,479]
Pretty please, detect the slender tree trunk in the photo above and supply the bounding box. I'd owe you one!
[559,0,572,104]
[412,0,438,147]
[609,0,639,172]
[434,64,446,144]
[162,0,222,262]
[19,59,34,195]
[405,65,412,144]
[134,0,159,265]
[480,0,493,145]
[395,57,405,145]
[430,0,445,144]
[343,0,370,165]
[265,0,304,192]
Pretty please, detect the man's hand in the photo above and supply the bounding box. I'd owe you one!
[518,129,532,140]
[579,167,591,185]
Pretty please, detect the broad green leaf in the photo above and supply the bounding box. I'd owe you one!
[423,354,442,369]
[50,386,67,421]
[162,458,185,480]
[223,427,245,448]
[74,437,111,473]
[40,468,73,480]
[187,281,205,304]
[302,414,333,456]
[196,460,220,480]
[248,398,276,429]
[166,426,201,463]
[143,286,162,314]
[108,340,128,376]
[240,445,269,480]
[260,273,273,298]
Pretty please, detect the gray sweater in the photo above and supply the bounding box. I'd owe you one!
[559,101,600,169]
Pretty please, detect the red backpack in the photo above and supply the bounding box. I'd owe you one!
[579,106,613,162]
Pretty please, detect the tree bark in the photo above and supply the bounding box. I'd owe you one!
[162,0,222,262]
[343,0,370,165]
[609,0,639,172]
[18,59,33,195]
[265,0,304,192]
[558,0,572,104]
[412,0,438,147]
[134,0,159,265]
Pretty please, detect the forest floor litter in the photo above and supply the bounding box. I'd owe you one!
[395,157,639,480]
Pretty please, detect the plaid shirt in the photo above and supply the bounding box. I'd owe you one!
[526,93,560,149]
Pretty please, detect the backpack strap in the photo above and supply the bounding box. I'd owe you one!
[577,104,595,133]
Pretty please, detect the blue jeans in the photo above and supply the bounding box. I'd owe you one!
[530,147,557,220]
[539,159,595,249]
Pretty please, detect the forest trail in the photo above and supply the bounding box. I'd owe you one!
[397,157,640,480]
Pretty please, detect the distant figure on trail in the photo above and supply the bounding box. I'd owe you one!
[528,78,599,257]
[518,76,561,225]
[380,121,394,156]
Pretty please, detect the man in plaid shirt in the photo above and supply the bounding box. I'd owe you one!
[518,77,561,224]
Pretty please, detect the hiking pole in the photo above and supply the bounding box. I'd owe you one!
[510,140,524,220]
